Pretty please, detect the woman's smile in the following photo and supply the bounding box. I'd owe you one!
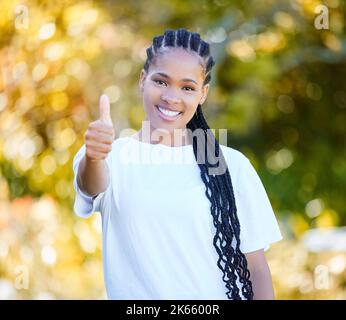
[155,104,183,122]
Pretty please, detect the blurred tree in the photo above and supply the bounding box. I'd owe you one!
[0,0,345,299]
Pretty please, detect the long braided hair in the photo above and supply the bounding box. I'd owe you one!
[143,28,254,300]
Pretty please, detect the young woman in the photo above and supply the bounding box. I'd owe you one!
[73,28,282,300]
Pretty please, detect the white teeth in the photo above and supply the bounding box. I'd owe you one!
[157,106,181,117]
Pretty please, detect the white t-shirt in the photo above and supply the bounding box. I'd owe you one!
[73,136,282,300]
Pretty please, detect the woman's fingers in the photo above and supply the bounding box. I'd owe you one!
[85,130,113,145]
[84,94,115,161]
[99,94,112,124]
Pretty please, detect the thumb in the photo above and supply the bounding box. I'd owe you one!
[99,94,112,123]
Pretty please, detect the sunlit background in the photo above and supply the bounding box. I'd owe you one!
[0,0,345,299]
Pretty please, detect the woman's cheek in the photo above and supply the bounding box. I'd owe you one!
[144,87,160,104]
[147,83,161,93]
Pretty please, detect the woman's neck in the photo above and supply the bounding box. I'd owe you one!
[134,127,191,147]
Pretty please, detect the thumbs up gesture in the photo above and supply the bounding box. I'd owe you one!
[85,94,115,162]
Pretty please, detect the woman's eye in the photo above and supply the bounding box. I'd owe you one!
[154,80,166,86]
[154,80,194,92]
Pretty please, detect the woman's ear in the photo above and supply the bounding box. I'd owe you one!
[139,69,146,93]
[199,84,209,105]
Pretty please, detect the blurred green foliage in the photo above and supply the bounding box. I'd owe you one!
[0,0,345,299]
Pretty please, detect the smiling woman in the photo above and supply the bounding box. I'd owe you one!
[138,45,210,146]
[73,28,282,300]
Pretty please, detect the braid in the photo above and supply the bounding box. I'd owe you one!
[143,28,254,300]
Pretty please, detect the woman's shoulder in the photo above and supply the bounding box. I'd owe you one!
[109,136,136,156]
[112,135,132,146]
[219,144,251,182]
[219,144,250,166]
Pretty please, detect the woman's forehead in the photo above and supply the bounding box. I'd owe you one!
[150,48,205,81]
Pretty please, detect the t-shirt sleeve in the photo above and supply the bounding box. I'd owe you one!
[235,156,283,253]
[72,144,112,219]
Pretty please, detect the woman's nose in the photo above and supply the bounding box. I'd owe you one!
[161,92,181,105]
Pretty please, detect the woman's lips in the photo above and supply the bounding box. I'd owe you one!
[155,105,182,122]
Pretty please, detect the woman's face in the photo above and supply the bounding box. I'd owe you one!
[139,48,209,138]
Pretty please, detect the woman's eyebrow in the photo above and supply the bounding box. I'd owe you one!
[152,72,198,85]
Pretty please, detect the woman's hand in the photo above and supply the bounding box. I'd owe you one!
[85,94,115,162]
